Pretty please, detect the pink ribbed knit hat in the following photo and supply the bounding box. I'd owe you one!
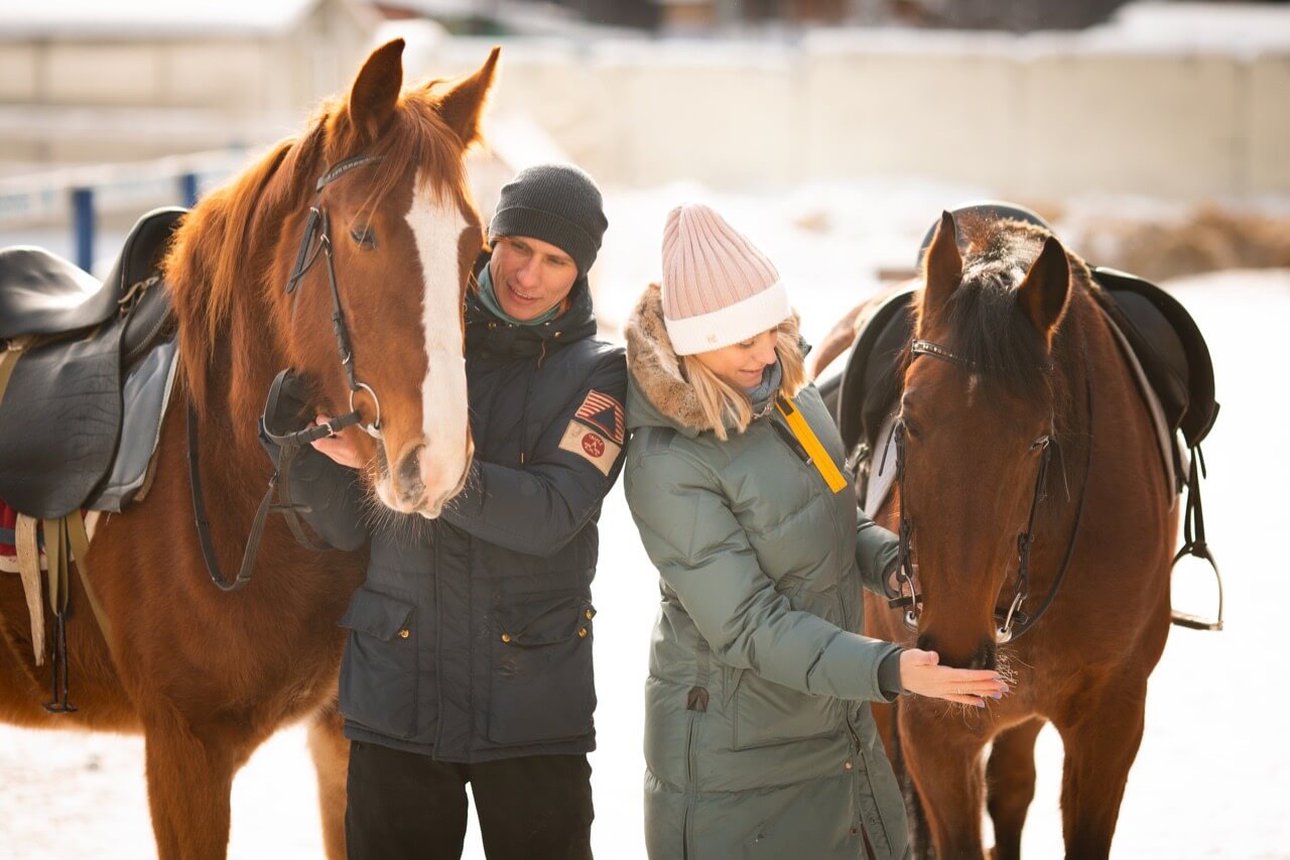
[661,204,791,356]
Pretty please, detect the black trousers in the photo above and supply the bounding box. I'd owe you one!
[345,740,594,860]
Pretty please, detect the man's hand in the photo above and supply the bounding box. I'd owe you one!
[898,649,1009,708]
[310,414,364,469]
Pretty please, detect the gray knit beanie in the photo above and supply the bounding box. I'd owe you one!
[488,164,608,276]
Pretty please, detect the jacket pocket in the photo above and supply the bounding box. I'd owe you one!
[730,670,840,751]
[488,593,596,745]
[338,587,419,740]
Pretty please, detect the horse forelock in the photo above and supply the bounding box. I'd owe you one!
[936,218,1090,405]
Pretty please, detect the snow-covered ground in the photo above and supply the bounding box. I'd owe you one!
[1,185,1287,859]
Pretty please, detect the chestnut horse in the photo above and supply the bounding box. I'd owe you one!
[865,212,1175,858]
[0,40,495,858]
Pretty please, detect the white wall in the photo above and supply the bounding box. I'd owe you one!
[427,31,1290,200]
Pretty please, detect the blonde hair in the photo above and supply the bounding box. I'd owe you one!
[680,322,807,441]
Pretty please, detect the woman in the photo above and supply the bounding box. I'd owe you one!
[623,204,1007,859]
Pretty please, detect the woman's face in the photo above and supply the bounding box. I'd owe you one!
[693,328,779,390]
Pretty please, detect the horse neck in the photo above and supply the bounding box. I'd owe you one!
[177,235,296,466]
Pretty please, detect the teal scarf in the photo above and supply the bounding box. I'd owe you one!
[477,264,562,327]
[746,360,783,415]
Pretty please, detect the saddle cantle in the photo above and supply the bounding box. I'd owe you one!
[0,207,185,340]
[0,207,185,520]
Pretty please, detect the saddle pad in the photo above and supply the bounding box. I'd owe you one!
[84,338,179,512]
[0,503,99,573]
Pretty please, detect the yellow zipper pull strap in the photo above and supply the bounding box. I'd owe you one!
[775,396,848,494]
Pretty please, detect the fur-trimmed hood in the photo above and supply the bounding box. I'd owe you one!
[625,282,799,436]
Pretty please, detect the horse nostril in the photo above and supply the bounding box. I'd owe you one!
[971,641,998,671]
[397,446,426,499]
[916,634,935,653]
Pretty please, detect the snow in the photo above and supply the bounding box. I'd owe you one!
[2,186,1289,858]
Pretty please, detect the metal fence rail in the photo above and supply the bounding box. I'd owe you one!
[0,150,249,271]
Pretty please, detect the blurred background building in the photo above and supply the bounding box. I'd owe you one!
[1,0,1288,273]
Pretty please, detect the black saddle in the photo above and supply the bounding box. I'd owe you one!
[0,207,186,519]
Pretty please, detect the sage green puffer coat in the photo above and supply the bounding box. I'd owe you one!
[624,285,910,860]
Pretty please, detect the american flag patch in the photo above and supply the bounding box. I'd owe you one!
[573,390,625,445]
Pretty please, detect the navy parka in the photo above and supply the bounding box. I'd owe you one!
[296,270,627,762]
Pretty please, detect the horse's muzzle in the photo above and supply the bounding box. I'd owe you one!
[384,439,473,518]
[917,633,998,671]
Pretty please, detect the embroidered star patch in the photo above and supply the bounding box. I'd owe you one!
[559,420,622,477]
[574,390,625,446]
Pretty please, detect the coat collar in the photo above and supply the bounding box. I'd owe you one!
[625,283,801,436]
[466,255,598,359]
[625,283,712,435]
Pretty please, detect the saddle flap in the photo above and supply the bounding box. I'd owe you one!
[1092,267,1219,447]
[0,332,123,519]
[837,286,916,457]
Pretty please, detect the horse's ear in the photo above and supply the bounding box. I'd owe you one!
[349,39,406,141]
[434,46,500,148]
[922,211,962,321]
[1017,235,1070,344]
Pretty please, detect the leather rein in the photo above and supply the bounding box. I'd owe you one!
[888,336,1095,644]
[187,153,385,592]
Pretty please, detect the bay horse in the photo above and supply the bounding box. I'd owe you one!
[865,212,1175,858]
[0,39,495,858]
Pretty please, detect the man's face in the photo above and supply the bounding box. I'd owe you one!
[488,235,579,321]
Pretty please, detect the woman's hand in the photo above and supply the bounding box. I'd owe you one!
[310,414,364,469]
[899,649,1009,708]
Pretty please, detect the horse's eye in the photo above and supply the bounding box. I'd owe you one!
[350,224,376,249]
[900,418,921,441]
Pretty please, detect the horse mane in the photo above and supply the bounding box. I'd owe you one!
[165,79,475,412]
[938,216,1097,407]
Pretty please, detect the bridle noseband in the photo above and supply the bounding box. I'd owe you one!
[187,153,387,592]
[890,337,1091,644]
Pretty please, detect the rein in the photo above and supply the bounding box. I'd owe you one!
[187,153,383,592]
[890,336,1095,643]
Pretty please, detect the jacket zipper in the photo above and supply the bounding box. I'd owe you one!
[682,709,701,860]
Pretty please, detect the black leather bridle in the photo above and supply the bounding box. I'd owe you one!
[187,153,385,592]
[888,337,1094,644]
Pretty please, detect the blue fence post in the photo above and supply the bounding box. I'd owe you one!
[179,172,199,208]
[72,187,95,273]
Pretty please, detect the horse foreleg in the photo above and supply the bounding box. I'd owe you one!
[143,714,246,860]
[900,700,993,859]
[985,717,1045,860]
[1052,682,1148,859]
[308,700,350,860]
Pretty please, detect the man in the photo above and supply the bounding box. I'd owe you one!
[296,164,624,858]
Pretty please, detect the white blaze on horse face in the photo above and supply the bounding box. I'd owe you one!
[403,175,471,516]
